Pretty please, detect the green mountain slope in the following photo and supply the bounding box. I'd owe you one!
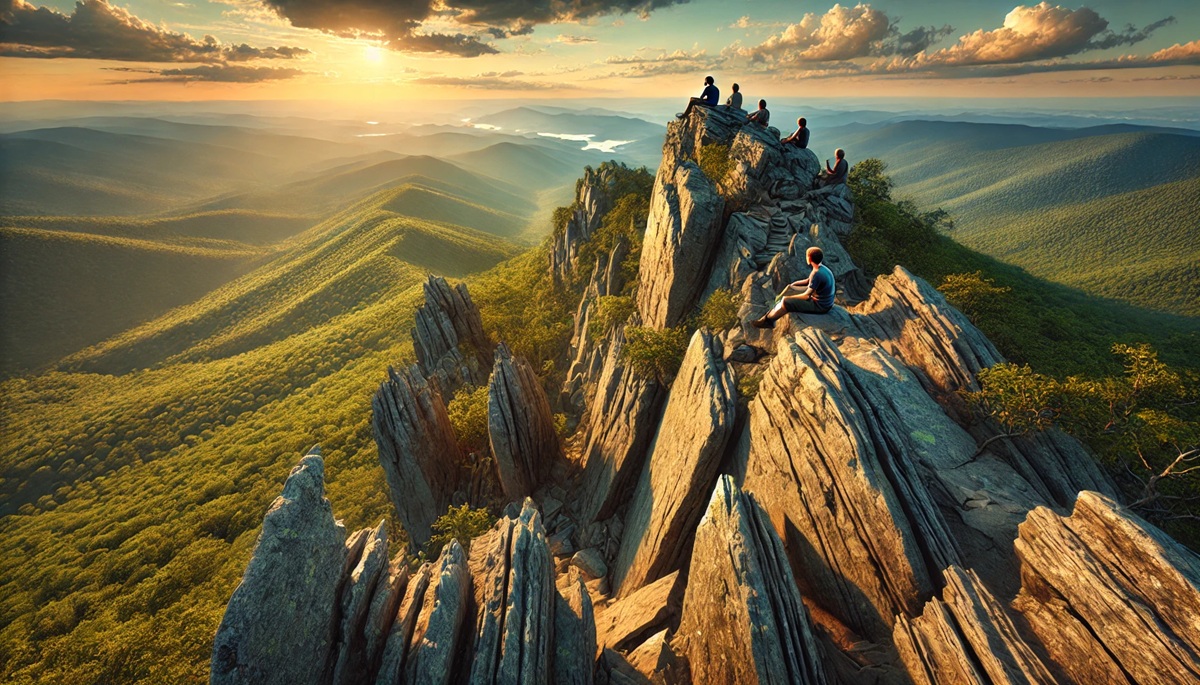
[378,184,528,238]
[0,227,266,376]
[955,176,1200,316]
[60,186,519,376]
[0,211,312,246]
[832,121,1200,317]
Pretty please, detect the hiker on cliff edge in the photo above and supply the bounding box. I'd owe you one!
[751,246,835,328]
[782,117,810,148]
[818,148,848,186]
[678,76,720,118]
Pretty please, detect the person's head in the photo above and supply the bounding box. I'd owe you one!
[732,83,740,92]
[798,117,807,127]
[835,148,845,160]
[806,246,824,267]
[758,99,767,109]
[704,75,714,85]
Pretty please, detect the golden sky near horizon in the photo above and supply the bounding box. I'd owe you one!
[1,0,1198,101]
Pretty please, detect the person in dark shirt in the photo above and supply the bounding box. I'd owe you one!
[782,117,810,148]
[747,99,770,126]
[751,247,835,328]
[726,83,743,110]
[819,148,848,186]
[678,76,720,118]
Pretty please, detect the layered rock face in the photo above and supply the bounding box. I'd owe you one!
[412,275,492,395]
[488,344,563,500]
[675,475,829,685]
[611,329,737,597]
[216,105,1200,685]
[1013,492,1200,683]
[372,365,462,547]
[636,160,725,329]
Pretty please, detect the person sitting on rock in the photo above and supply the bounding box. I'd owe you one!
[782,117,810,148]
[726,83,743,110]
[818,148,848,186]
[747,99,770,126]
[751,247,835,328]
[677,76,720,119]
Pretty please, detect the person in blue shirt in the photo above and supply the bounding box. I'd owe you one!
[751,246,835,328]
[782,117,810,148]
[678,76,719,118]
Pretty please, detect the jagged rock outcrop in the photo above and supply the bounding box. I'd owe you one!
[467,499,555,685]
[743,329,961,640]
[562,235,630,414]
[611,329,738,597]
[331,522,407,685]
[372,365,462,547]
[675,476,829,685]
[595,570,684,655]
[576,322,667,522]
[636,160,726,329]
[488,344,563,500]
[849,267,1117,505]
[412,275,492,395]
[894,566,1055,685]
[849,266,1003,409]
[554,568,597,685]
[211,450,348,685]
[399,540,472,685]
[1012,492,1200,684]
[551,163,626,286]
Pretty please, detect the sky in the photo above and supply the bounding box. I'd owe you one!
[1,0,1199,101]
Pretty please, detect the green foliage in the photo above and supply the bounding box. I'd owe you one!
[846,159,1200,378]
[968,344,1200,546]
[552,413,569,439]
[737,371,762,402]
[939,271,1012,324]
[847,158,893,203]
[588,296,636,339]
[446,385,490,453]
[471,248,574,377]
[696,288,740,332]
[622,326,689,383]
[424,504,496,560]
[697,144,732,185]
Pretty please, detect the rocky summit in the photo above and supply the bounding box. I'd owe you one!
[212,105,1200,684]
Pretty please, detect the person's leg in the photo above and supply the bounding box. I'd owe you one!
[678,98,701,118]
[781,296,825,315]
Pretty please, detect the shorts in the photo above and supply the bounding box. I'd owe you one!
[783,297,832,314]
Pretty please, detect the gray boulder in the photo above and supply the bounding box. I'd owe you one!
[467,499,555,685]
[412,275,492,395]
[211,450,348,685]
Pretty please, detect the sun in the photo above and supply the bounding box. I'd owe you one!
[364,45,384,63]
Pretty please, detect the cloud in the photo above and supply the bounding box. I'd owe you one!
[602,47,714,77]
[733,3,951,64]
[257,0,689,56]
[556,34,597,44]
[910,2,1172,67]
[0,0,308,62]
[410,74,577,90]
[107,64,304,82]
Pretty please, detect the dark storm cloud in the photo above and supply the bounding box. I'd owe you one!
[0,0,308,62]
